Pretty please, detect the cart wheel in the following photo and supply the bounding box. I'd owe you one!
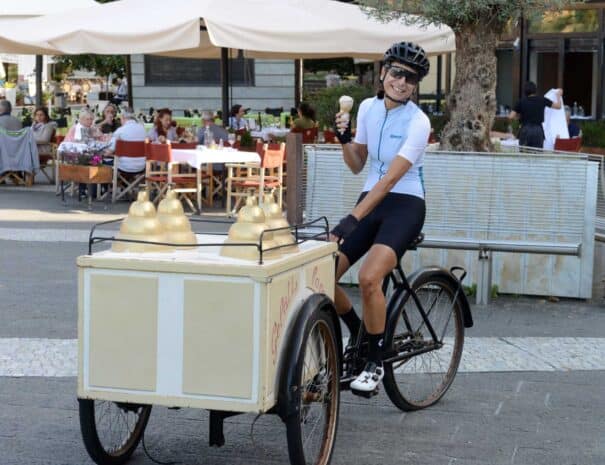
[285,305,340,465]
[79,399,152,465]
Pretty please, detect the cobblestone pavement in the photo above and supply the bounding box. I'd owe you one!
[1,186,604,465]
[3,336,605,377]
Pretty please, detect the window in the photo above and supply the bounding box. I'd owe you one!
[144,55,255,86]
[528,9,598,34]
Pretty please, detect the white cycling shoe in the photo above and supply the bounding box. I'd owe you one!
[350,362,384,393]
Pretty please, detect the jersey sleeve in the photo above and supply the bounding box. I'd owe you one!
[543,97,553,107]
[353,98,372,145]
[397,112,430,165]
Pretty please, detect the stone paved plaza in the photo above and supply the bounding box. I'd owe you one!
[1,185,604,465]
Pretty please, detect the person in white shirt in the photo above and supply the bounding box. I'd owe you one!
[109,107,147,173]
[332,41,431,394]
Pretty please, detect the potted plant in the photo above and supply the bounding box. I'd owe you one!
[578,120,605,155]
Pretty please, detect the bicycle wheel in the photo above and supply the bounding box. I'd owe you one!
[79,399,152,465]
[383,272,464,411]
[285,306,340,465]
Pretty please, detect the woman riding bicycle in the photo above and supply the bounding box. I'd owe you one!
[331,41,430,394]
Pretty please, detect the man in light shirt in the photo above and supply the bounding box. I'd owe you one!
[109,107,147,173]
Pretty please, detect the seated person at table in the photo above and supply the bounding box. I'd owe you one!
[65,109,103,142]
[31,107,57,155]
[197,111,229,145]
[147,108,178,143]
[96,103,121,134]
[565,106,582,138]
[109,107,147,173]
[0,100,22,131]
[292,102,316,130]
[228,104,248,131]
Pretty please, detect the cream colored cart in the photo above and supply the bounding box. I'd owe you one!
[78,219,474,465]
[77,219,343,465]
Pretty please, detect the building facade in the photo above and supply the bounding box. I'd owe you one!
[497,2,605,118]
[130,54,296,115]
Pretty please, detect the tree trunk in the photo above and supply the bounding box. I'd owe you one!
[440,24,500,152]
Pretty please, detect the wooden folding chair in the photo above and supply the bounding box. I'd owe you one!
[226,142,285,214]
[38,128,57,184]
[554,136,582,152]
[112,140,147,203]
[291,126,318,143]
[144,141,200,212]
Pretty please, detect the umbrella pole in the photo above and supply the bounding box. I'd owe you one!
[35,55,43,107]
[294,59,302,106]
[221,48,230,127]
[125,55,133,109]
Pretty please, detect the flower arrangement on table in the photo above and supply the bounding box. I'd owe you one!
[62,152,104,166]
[58,142,113,184]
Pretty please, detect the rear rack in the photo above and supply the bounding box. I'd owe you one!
[88,216,330,265]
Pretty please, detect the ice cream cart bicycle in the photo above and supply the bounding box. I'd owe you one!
[77,216,473,465]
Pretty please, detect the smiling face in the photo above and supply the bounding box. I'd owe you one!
[159,113,172,129]
[381,62,418,107]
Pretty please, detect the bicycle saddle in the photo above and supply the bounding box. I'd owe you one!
[407,232,425,250]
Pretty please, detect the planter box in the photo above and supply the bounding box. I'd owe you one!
[581,146,605,156]
[59,164,112,184]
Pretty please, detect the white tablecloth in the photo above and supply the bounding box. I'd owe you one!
[171,147,260,168]
[250,128,290,141]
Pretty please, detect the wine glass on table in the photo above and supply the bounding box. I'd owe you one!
[227,133,236,149]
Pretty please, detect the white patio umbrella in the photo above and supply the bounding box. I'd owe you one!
[0,0,454,58]
[0,0,455,115]
[0,0,98,103]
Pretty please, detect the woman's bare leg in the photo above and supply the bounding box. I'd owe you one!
[357,244,397,334]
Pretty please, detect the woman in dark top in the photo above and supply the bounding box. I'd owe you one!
[508,81,562,148]
[96,103,121,134]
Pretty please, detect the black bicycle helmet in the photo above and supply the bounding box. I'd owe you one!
[383,42,430,80]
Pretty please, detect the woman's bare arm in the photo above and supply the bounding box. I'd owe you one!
[342,142,368,174]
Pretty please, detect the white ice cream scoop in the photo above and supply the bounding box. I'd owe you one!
[337,95,354,133]
[339,95,354,113]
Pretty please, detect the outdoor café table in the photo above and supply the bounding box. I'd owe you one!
[250,127,290,141]
[171,147,260,213]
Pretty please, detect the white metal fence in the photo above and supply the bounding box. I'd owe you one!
[303,145,598,299]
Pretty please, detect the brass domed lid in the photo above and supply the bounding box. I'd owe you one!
[112,191,171,253]
[221,195,281,260]
[157,190,197,248]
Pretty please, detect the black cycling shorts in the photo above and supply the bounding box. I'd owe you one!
[339,192,426,266]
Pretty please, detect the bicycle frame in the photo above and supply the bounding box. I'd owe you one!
[340,264,467,386]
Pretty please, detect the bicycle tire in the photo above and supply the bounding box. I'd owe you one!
[382,272,464,411]
[285,306,340,465]
[79,399,152,465]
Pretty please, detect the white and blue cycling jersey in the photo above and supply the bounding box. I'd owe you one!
[354,96,430,199]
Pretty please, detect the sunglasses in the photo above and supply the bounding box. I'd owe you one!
[385,65,419,85]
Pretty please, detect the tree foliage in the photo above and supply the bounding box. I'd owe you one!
[52,55,125,80]
[357,0,571,33]
[357,0,576,151]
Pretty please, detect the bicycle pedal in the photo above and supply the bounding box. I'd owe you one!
[350,387,379,399]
